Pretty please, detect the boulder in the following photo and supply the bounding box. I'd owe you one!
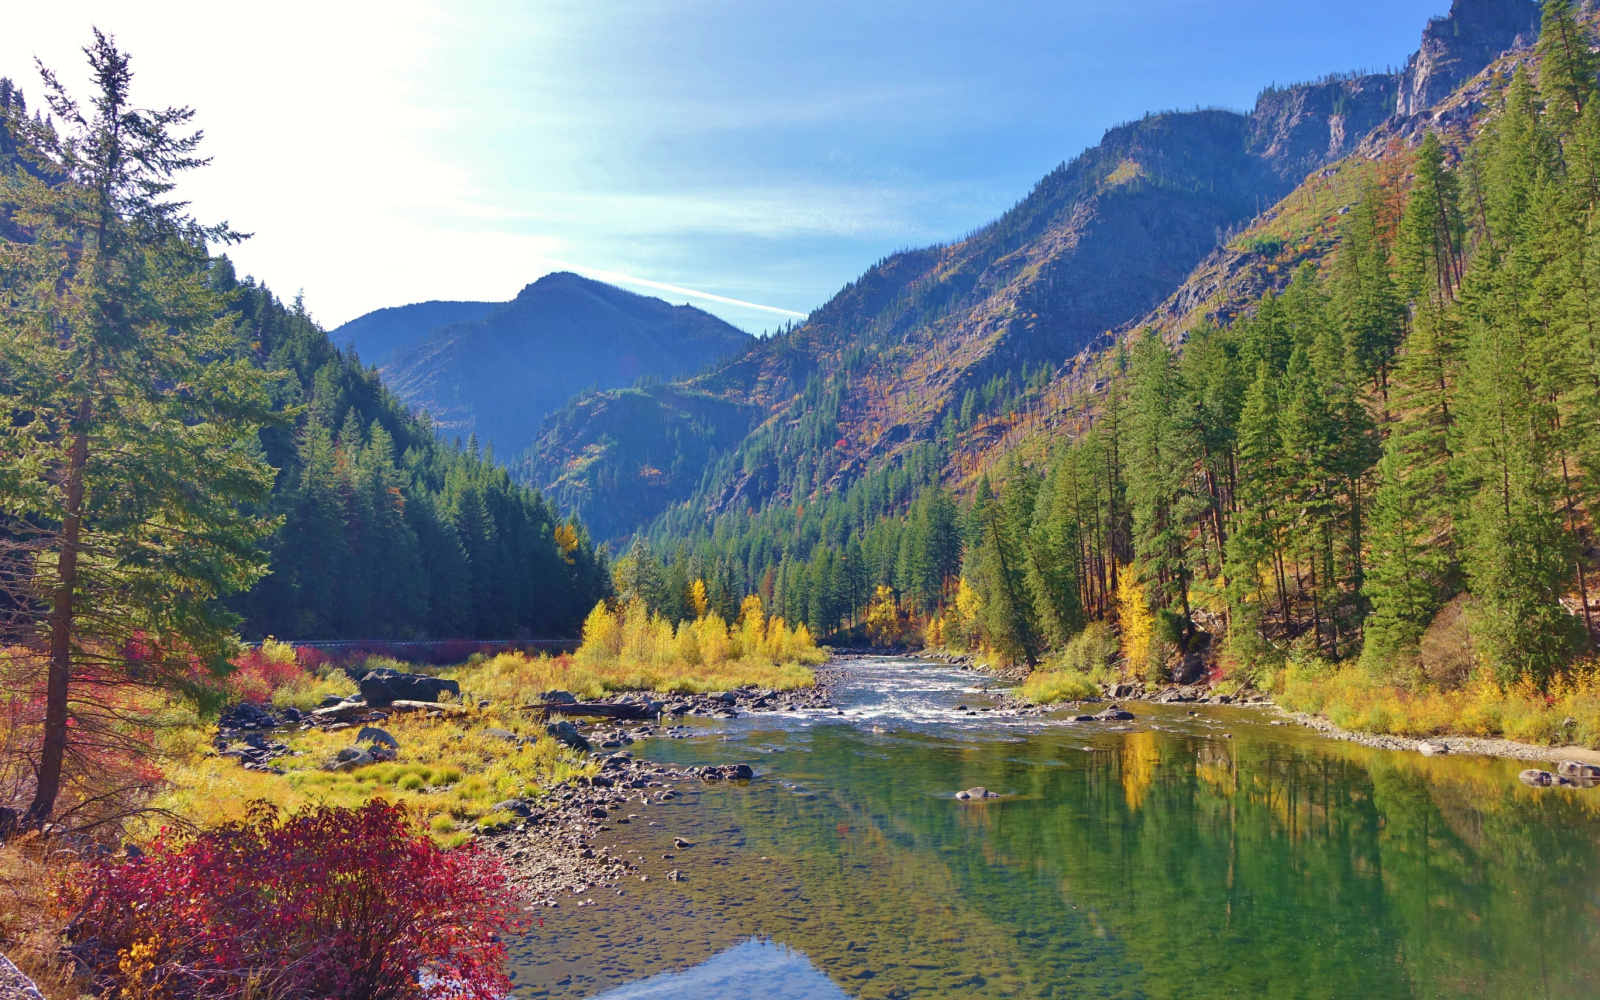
[1520,769,1558,787]
[325,746,374,772]
[357,726,399,749]
[358,668,460,707]
[956,786,999,800]
[546,720,591,752]
[716,691,739,704]
[483,727,517,742]
[1417,741,1449,756]
[1094,706,1135,722]
[491,798,531,816]
[1556,760,1600,779]
[541,690,578,705]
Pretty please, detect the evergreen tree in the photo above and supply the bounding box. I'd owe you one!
[0,35,281,825]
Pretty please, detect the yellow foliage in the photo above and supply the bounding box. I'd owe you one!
[1116,568,1153,677]
[569,597,825,693]
[939,578,982,652]
[144,707,595,846]
[1017,669,1099,705]
[925,615,945,648]
[688,578,709,619]
[864,585,902,647]
[1278,663,1600,747]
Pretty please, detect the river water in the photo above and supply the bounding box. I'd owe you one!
[507,658,1600,999]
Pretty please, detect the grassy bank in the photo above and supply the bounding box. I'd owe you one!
[146,705,592,848]
[1276,664,1600,749]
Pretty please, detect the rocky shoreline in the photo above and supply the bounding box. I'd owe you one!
[487,668,847,900]
[1276,709,1600,767]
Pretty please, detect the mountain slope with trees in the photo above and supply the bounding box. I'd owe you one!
[525,0,1540,550]
[355,271,754,462]
[535,0,1600,717]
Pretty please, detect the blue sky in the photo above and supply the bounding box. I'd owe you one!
[7,0,1447,332]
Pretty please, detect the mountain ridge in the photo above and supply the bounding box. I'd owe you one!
[355,272,754,460]
[513,0,1546,546]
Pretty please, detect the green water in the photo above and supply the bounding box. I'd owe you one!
[508,660,1600,999]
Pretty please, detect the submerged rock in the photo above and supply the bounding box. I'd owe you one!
[956,786,1000,800]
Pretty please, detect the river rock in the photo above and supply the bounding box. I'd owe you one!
[1556,760,1600,778]
[357,668,461,707]
[483,727,517,742]
[1417,741,1449,756]
[546,720,591,751]
[1095,707,1135,721]
[1519,769,1568,787]
[325,746,374,772]
[357,726,399,749]
[541,689,578,705]
[956,786,999,800]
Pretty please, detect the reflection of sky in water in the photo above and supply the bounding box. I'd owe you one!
[591,938,848,1000]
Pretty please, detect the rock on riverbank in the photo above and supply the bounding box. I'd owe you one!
[481,752,757,906]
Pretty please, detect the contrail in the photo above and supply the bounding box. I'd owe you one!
[534,256,807,318]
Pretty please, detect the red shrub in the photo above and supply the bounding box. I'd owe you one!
[71,800,515,1000]
[227,645,307,705]
[294,646,332,673]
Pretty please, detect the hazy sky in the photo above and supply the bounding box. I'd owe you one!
[5,1,1447,332]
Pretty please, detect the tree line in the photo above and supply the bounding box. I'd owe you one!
[634,1,1600,690]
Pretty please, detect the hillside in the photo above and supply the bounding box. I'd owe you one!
[527,0,1540,544]
[331,299,499,364]
[356,272,754,460]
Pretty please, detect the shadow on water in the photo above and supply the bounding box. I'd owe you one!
[508,659,1600,999]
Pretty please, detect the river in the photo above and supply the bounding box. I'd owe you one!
[507,658,1600,999]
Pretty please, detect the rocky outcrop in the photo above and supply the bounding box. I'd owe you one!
[1398,0,1541,116]
[1250,74,1400,181]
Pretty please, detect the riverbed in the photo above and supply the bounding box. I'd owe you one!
[507,658,1600,999]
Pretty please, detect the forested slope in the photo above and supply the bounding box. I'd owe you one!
[568,0,1600,703]
[215,263,611,640]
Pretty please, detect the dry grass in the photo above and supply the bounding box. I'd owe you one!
[1278,663,1600,748]
[0,836,86,999]
[141,708,595,848]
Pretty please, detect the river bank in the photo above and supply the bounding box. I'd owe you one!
[915,648,1600,768]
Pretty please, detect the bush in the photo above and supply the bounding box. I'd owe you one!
[71,800,515,1000]
[1018,669,1100,705]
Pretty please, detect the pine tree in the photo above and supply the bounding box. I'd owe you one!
[0,35,282,825]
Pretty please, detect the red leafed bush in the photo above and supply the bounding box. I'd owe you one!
[70,800,516,1000]
[226,641,307,705]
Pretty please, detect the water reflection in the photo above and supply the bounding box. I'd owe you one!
[591,939,847,999]
[509,659,1600,999]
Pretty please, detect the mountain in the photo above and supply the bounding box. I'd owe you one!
[331,299,499,364]
[1398,0,1540,115]
[522,31,1430,539]
[359,272,753,460]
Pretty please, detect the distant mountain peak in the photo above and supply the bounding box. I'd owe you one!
[343,274,753,462]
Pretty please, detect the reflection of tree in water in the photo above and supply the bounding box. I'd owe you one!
[511,721,1600,999]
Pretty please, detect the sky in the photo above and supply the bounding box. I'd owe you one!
[4,0,1450,333]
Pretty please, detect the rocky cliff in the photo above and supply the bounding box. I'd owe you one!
[1398,0,1540,115]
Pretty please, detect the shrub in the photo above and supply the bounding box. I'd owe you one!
[71,800,514,1000]
[1018,669,1100,705]
[1060,622,1118,677]
[226,639,303,705]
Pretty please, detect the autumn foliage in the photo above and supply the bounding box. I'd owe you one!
[69,800,515,1000]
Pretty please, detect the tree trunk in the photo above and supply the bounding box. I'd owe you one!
[25,400,90,828]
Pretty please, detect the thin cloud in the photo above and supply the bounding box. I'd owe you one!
[534,257,807,317]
